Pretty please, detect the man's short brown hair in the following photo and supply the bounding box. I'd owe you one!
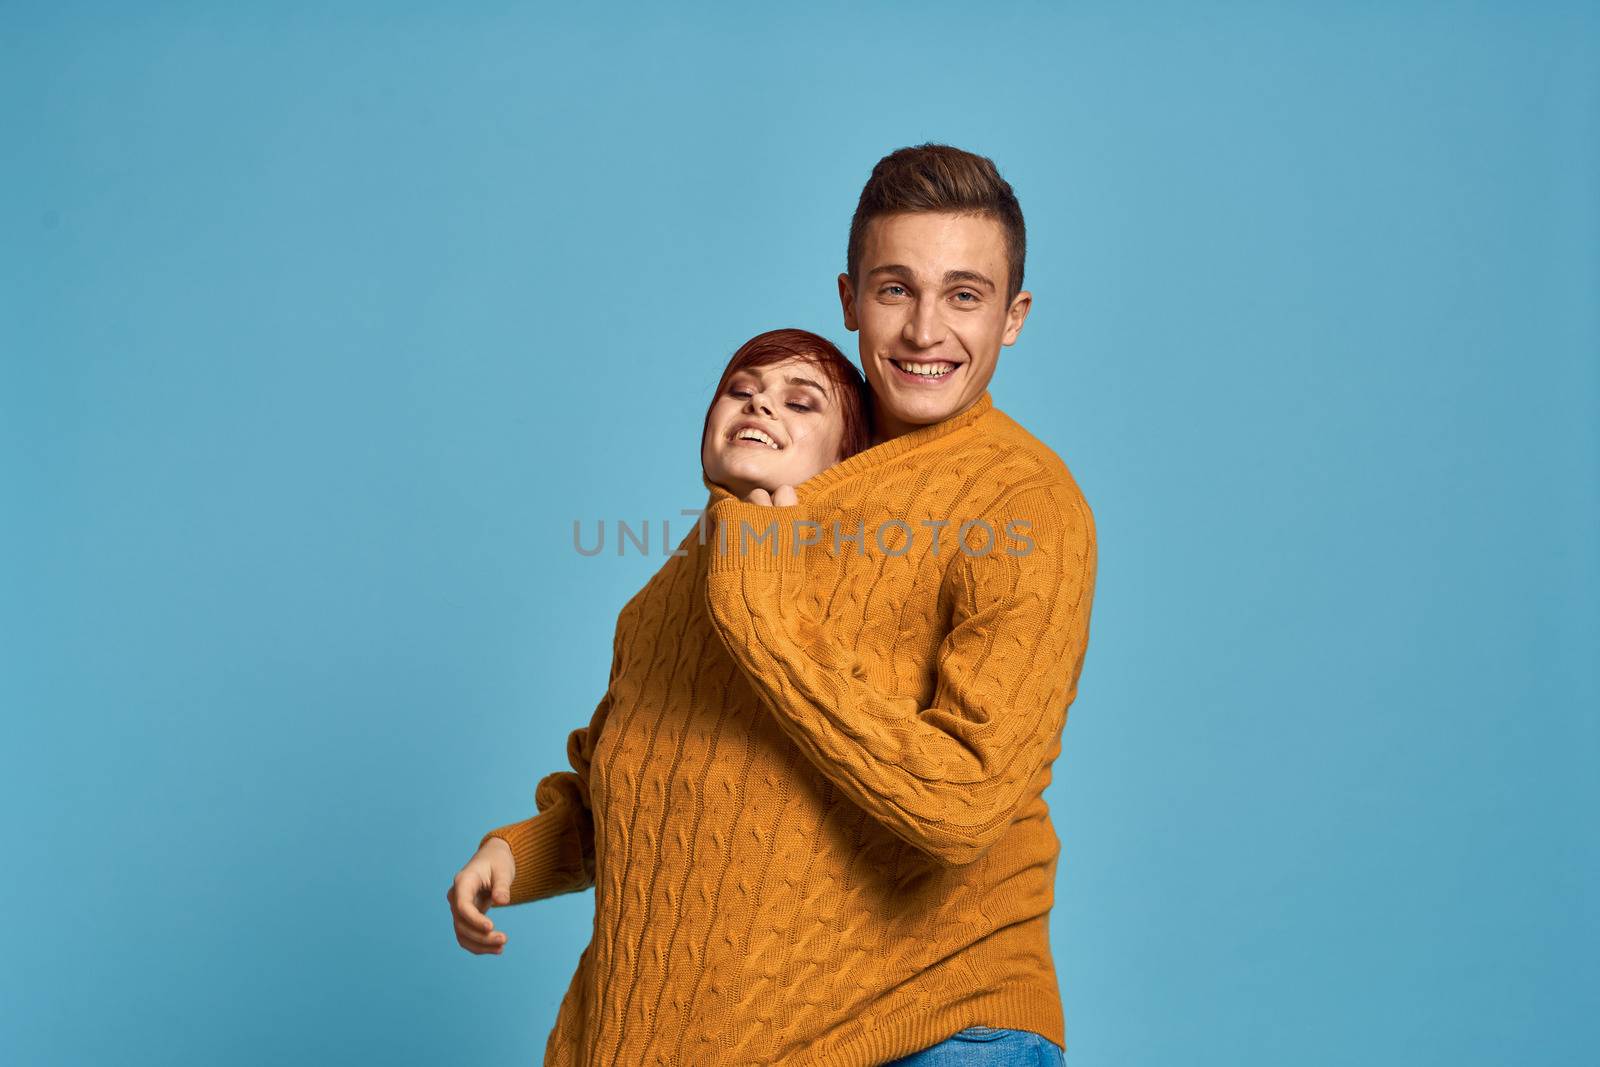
[846,143,1027,304]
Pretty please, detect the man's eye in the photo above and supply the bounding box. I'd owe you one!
[954,291,978,302]
[881,284,907,297]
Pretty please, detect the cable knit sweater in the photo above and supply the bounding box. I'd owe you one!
[479,391,1098,1066]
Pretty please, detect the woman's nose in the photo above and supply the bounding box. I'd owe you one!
[745,391,775,416]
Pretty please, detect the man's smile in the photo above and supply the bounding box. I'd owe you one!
[887,357,962,383]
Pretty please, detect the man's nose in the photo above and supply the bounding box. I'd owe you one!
[903,298,944,349]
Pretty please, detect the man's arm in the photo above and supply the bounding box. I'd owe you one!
[702,481,1096,867]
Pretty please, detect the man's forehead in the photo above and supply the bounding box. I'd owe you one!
[861,211,1008,272]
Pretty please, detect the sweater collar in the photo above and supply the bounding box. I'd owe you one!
[702,389,996,505]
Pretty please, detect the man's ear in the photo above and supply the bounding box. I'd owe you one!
[1001,289,1032,346]
[837,272,860,332]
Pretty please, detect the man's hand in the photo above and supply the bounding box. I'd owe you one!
[446,836,515,954]
[743,485,799,506]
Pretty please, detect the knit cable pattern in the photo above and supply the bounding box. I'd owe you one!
[479,391,1098,1066]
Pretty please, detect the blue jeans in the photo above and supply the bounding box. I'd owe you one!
[881,1026,1065,1066]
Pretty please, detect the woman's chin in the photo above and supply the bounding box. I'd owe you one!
[715,453,783,486]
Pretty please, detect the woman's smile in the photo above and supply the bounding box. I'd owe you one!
[726,421,784,449]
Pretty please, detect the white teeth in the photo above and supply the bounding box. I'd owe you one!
[734,427,779,449]
[893,359,957,377]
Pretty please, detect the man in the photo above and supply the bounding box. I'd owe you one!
[702,143,1098,1063]
[451,143,1097,1067]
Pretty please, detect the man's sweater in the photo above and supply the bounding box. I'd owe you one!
[480,391,1098,1066]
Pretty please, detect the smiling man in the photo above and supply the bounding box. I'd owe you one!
[841,179,1031,444]
[699,144,1100,1064]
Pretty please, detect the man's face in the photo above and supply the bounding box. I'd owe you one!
[838,211,1031,441]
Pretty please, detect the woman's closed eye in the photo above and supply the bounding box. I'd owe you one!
[729,386,813,413]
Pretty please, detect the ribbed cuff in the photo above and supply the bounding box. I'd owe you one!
[477,803,582,906]
[705,497,812,576]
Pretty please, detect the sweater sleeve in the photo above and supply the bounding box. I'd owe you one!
[477,622,623,904]
[702,482,1096,868]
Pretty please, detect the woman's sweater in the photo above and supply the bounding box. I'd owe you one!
[479,391,1098,1066]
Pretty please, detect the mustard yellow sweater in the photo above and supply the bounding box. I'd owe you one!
[480,391,1098,1066]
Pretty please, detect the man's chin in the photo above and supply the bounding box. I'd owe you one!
[878,385,967,430]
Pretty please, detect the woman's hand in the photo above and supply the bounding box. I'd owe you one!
[743,485,799,506]
[446,837,515,955]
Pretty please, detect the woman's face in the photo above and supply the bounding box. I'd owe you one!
[702,356,847,498]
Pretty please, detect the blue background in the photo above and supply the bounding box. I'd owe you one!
[3,3,1596,1064]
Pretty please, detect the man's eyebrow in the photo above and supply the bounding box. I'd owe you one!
[943,269,996,292]
[865,264,996,292]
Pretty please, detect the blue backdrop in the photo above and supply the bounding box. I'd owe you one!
[3,3,1595,1064]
